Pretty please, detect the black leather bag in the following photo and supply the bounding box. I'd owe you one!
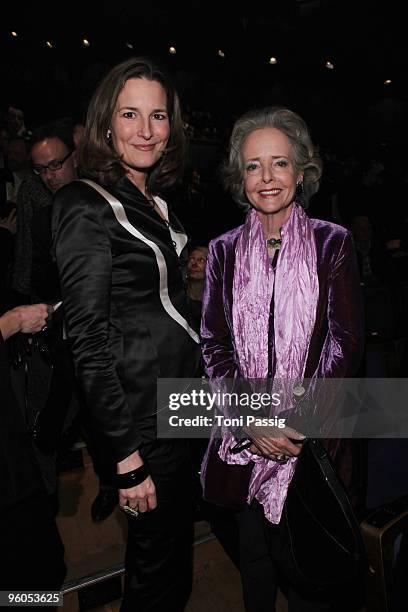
[282,438,366,589]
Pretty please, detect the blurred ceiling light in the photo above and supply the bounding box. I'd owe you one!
[11,31,18,37]
[126,42,134,49]
[169,46,177,54]
[325,61,334,70]
[384,79,392,85]
[217,49,225,58]
[46,41,53,48]
[269,57,278,65]
[82,39,90,47]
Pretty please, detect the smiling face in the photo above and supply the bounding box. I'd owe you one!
[242,127,303,229]
[110,77,170,192]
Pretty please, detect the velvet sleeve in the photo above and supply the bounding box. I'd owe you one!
[306,231,364,500]
[315,231,364,379]
[200,239,240,380]
[296,231,364,434]
[52,185,141,463]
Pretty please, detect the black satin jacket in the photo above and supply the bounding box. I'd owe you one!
[52,178,200,465]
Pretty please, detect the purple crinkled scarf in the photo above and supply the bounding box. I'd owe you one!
[218,203,319,523]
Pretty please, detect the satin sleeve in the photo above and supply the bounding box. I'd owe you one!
[200,239,238,379]
[52,186,140,463]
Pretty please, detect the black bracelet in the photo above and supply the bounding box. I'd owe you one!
[115,464,150,489]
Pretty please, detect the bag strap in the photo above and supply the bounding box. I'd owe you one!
[307,438,365,552]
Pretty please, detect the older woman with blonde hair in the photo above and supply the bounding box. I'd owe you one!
[200,106,364,611]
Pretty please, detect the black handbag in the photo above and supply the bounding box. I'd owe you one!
[282,438,366,589]
[202,437,254,510]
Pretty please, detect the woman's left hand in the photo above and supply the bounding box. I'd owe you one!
[246,425,305,461]
[117,451,157,515]
[119,477,157,515]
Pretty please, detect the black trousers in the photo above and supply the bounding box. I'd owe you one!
[120,440,194,612]
[234,500,363,612]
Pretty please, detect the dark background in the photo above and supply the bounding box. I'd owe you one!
[2,0,408,152]
[3,0,408,241]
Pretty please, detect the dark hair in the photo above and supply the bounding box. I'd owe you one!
[222,106,322,209]
[30,118,75,152]
[189,245,208,256]
[79,57,185,191]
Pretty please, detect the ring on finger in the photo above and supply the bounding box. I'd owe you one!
[122,504,139,518]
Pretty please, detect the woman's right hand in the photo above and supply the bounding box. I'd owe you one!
[117,451,157,514]
[246,425,305,461]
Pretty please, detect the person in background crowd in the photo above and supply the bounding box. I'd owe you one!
[0,207,17,310]
[53,56,201,611]
[73,121,85,149]
[187,246,208,301]
[0,137,28,286]
[3,136,30,201]
[30,120,78,195]
[3,105,30,140]
[351,214,385,286]
[30,117,119,524]
[186,245,208,329]
[17,120,80,512]
[11,168,51,301]
[1,105,30,156]
[12,117,79,300]
[185,245,209,520]
[0,303,66,590]
[200,106,364,611]
[6,120,80,519]
[29,118,79,300]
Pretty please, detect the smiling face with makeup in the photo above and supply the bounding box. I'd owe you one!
[110,77,170,193]
[242,127,303,234]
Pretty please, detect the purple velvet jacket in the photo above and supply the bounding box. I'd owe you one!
[201,217,365,508]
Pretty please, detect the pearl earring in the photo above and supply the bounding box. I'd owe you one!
[107,129,112,139]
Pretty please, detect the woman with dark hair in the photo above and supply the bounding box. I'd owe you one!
[79,58,185,189]
[53,57,200,611]
[200,107,364,610]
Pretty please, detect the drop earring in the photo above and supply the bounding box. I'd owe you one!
[107,129,112,140]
